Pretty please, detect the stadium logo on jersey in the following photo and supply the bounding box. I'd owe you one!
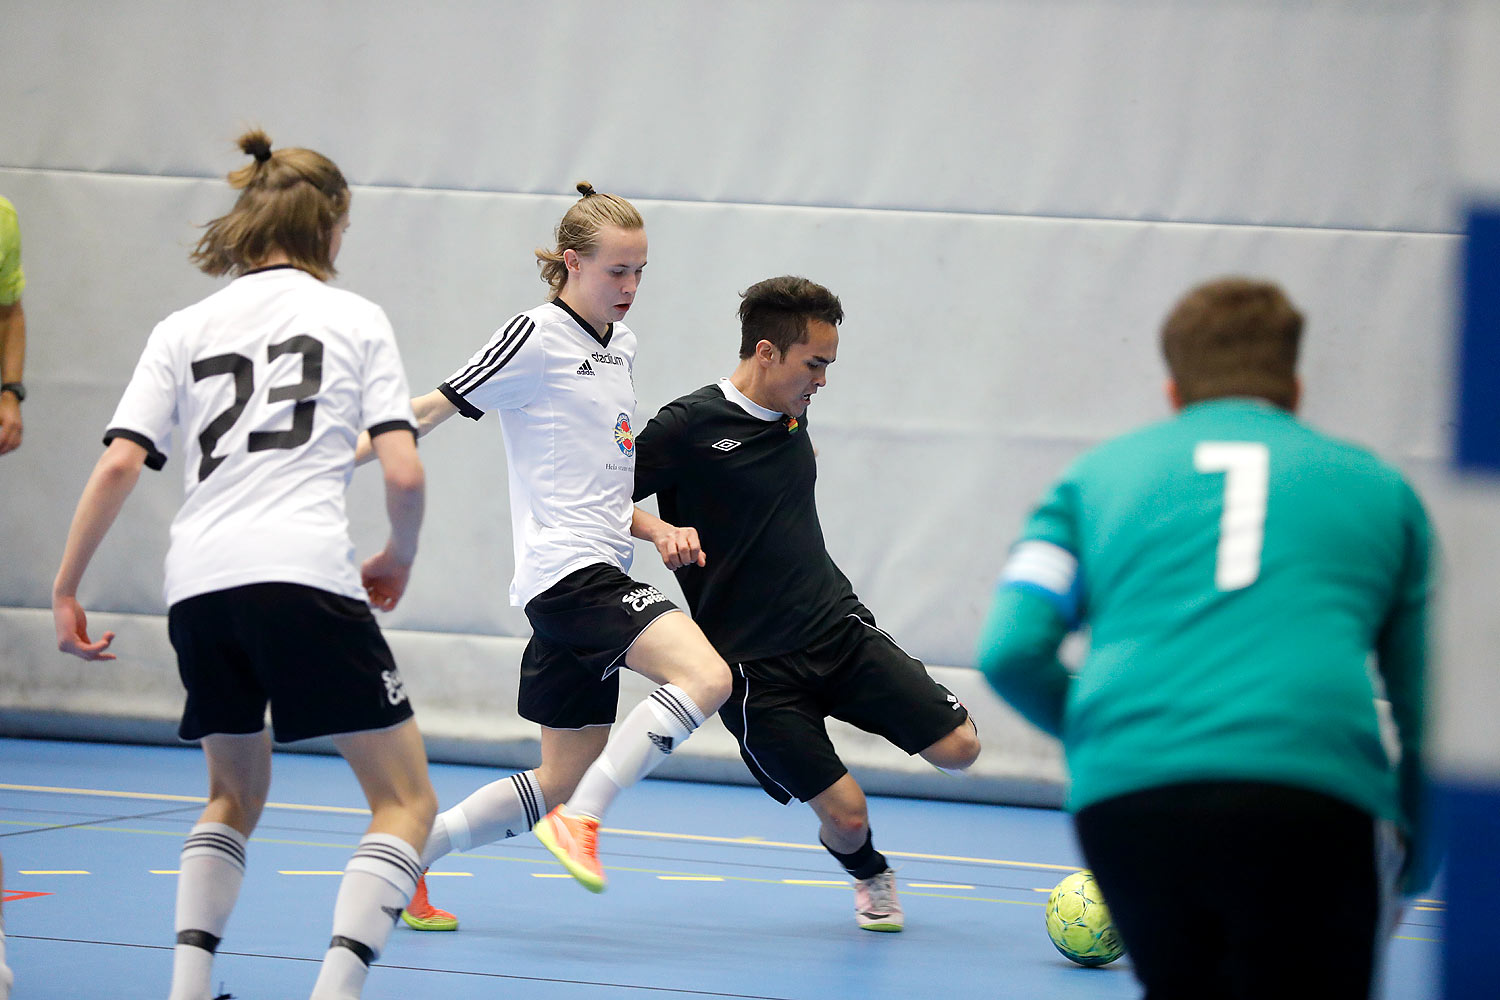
[711,438,742,452]
[577,360,596,376]
[649,732,676,754]
[621,584,668,613]
[591,351,624,366]
[614,412,635,456]
[381,669,409,706]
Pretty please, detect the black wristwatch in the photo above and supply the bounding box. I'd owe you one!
[0,382,24,402]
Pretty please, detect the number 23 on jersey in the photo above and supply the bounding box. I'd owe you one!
[192,335,324,481]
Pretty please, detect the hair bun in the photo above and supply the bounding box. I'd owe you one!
[239,130,273,164]
[575,181,596,197]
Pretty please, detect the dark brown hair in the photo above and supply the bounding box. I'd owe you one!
[191,129,351,281]
[737,276,844,359]
[1160,277,1303,409]
[535,182,644,292]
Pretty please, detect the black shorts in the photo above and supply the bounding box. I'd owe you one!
[720,610,970,804]
[1074,781,1397,1000]
[168,582,414,744]
[517,563,681,729]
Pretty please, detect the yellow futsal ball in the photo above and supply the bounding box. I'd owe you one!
[1045,869,1125,967]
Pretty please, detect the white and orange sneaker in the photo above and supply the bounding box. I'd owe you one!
[853,868,904,932]
[401,871,458,931]
[533,807,606,893]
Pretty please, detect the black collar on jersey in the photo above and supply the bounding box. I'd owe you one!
[240,263,304,277]
[551,297,613,347]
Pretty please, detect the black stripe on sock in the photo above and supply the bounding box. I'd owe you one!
[329,934,376,966]
[184,831,247,869]
[513,772,541,827]
[650,687,701,731]
[353,843,423,887]
[177,929,221,953]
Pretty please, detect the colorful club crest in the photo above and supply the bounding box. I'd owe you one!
[614,412,635,456]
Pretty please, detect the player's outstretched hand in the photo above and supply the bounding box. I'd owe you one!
[53,596,117,660]
[654,524,706,571]
[361,548,413,611]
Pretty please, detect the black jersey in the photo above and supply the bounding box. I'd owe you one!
[634,381,862,661]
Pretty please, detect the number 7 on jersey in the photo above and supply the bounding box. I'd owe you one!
[1194,442,1269,591]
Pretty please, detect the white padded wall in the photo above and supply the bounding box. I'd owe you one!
[0,0,1466,805]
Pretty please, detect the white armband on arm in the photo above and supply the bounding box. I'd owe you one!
[1000,540,1082,628]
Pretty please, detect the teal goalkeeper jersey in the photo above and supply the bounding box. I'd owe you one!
[978,398,1431,839]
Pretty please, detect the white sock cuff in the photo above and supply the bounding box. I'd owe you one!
[181,822,248,871]
[441,808,472,855]
[650,683,707,734]
[345,833,422,898]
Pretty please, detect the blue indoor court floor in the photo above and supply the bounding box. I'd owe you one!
[0,738,1442,998]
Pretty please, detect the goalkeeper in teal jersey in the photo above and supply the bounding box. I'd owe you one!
[978,278,1432,1000]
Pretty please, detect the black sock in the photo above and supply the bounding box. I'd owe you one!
[821,827,888,881]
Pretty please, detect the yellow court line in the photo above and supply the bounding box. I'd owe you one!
[424,871,474,878]
[6,780,1439,910]
[602,825,1078,871]
[1414,905,1443,912]
[18,870,89,875]
[1,782,1076,874]
[150,870,180,875]
[783,879,847,887]
[0,782,367,815]
[531,873,575,879]
[910,883,973,889]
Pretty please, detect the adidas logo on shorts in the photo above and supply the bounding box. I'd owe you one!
[577,360,595,376]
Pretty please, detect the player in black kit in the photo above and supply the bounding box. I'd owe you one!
[632,276,980,932]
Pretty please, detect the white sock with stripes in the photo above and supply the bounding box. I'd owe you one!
[420,770,546,866]
[168,822,248,1000]
[567,684,706,819]
[0,921,12,1000]
[310,833,421,1000]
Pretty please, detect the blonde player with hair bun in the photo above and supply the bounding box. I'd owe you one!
[358,182,731,929]
[54,129,438,1000]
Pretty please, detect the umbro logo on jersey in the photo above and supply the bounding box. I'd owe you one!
[577,360,596,376]
[711,439,742,452]
[649,732,676,754]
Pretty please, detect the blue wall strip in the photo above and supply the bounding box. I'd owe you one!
[1443,780,1500,996]
[1457,206,1500,472]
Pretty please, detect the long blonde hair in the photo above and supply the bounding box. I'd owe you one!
[535,181,643,293]
[191,129,351,281]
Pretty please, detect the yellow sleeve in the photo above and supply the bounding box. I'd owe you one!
[0,197,26,306]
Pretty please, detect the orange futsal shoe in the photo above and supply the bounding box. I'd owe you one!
[400,871,458,931]
[533,806,606,893]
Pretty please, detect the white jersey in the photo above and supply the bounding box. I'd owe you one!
[439,299,637,607]
[105,266,416,606]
